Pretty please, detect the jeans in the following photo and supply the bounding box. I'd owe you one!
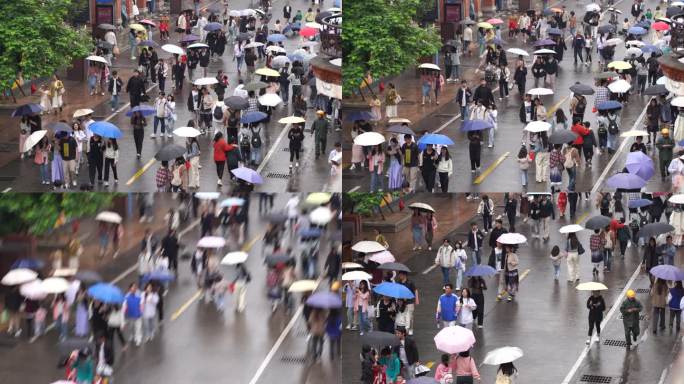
[39,163,50,183]
[441,267,452,284]
[370,171,383,192]
[346,307,356,328]
[541,216,551,239]
[309,335,324,358]
[154,116,166,134]
[653,307,666,331]
[553,264,560,279]
[56,314,68,340]
[143,316,156,340]
[455,268,463,289]
[521,169,528,186]
[461,105,469,120]
[483,214,492,232]
[488,127,495,146]
[111,94,120,110]
[670,309,682,330]
[126,317,142,344]
[604,249,612,271]
[471,249,481,266]
[451,65,460,80]
[607,132,617,151]
[357,308,369,333]
[567,166,577,191]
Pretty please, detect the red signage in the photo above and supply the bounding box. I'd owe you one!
[445,4,462,22]
[96,5,113,25]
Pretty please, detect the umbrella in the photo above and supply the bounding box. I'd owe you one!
[195,192,220,200]
[408,203,435,213]
[598,24,616,34]
[240,111,268,124]
[669,194,684,204]
[628,26,647,35]
[377,262,411,273]
[85,55,108,64]
[547,27,562,35]
[523,121,551,133]
[98,23,116,30]
[650,265,684,280]
[279,115,307,125]
[305,192,331,205]
[569,83,595,95]
[89,121,122,139]
[187,43,209,49]
[258,93,282,107]
[2,268,38,286]
[597,100,623,111]
[342,262,364,269]
[306,292,342,309]
[595,71,619,80]
[387,125,416,136]
[97,41,113,50]
[607,7,623,13]
[224,96,249,110]
[434,326,476,354]
[74,270,102,283]
[142,270,176,283]
[310,206,333,225]
[549,129,579,144]
[155,144,186,161]
[534,39,556,47]
[221,251,249,265]
[352,241,386,253]
[586,3,601,12]
[506,48,529,56]
[265,253,293,266]
[236,32,254,41]
[220,197,246,207]
[345,110,376,122]
[388,117,412,124]
[73,108,94,118]
[642,44,662,54]
[368,250,396,264]
[194,77,219,86]
[464,264,497,277]
[267,33,287,42]
[576,282,609,291]
[417,134,454,146]
[625,47,643,57]
[460,19,476,26]
[299,227,323,238]
[300,27,319,37]
[643,85,668,95]
[197,236,226,248]
[673,97,684,108]
[560,224,584,234]
[125,104,155,116]
[657,76,667,85]
[288,279,318,292]
[487,18,504,25]
[461,119,493,132]
[608,60,632,70]
[138,19,156,27]
[137,40,159,48]
[605,38,624,46]
[95,211,122,224]
[477,22,494,29]
[180,34,201,43]
[373,282,415,299]
[625,151,655,181]
[231,167,263,184]
[173,126,201,138]
[528,88,554,96]
[362,331,400,348]
[267,45,288,54]
[271,56,291,68]
[53,268,77,277]
[606,173,647,189]
[585,216,612,230]
[628,199,653,208]
[204,22,223,31]
[87,283,124,304]
[20,280,47,300]
[23,130,48,152]
[11,258,44,271]
[534,49,557,55]
[497,233,527,244]
[626,40,646,47]
[354,132,386,146]
[12,103,43,117]
[46,122,72,132]
[266,212,288,224]
[483,346,524,365]
[621,130,649,137]
[418,63,441,71]
[638,222,675,239]
[161,44,185,55]
[42,277,69,294]
[255,67,281,78]
[342,270,373,280]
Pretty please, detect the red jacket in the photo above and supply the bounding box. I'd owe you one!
[213,139,235,162]
[571,123,590,145]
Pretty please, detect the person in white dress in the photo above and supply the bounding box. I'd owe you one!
[456,287,477,329]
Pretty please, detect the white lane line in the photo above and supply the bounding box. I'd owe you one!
[2,187,11,193]
[560,261,643,384]
[347,185,361,193]
[422,264,438,274]
[590,97,653,195]
[256,124,290,174]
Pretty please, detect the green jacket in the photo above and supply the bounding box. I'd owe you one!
[620,298,643,326]
[311,118,331,139]
[656,136,675,161]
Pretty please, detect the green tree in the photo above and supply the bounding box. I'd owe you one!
[0,0,92,91]
[342,0,442,96]
[344,192,399,216]
[0,194,116,236]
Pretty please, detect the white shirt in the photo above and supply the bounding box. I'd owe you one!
[457,297,477,325]
[233,85,248,98]
[104,31,117,47]
[142,292,159,318]
[463,27,473,41]
[285,197,300,219]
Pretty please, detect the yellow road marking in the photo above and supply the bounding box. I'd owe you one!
[473,152,510,184]
[519,269,531,282]
[546,95,570,119]
[575,211,590,225]
[126,158,156,186]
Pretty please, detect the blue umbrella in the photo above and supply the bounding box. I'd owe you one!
[125,104,155,117]
[204,22,223,31]
[491,37,507,45]
[625,151,655,181]
[240,111,268,124]
[12,103,43,117]
[606,172,647,189]
[231,167,264,184]
[547,27,561,35]
[90,121,122,139]
[628,198,653,208]
[267,33,287,42]
[11,258,45,271]
[650,265,684,281]
[288,53,305,62]
[345,110,375,122]
[641,44,662,54]
[305,292,343,308]
[46,122,72,132]
[418,133,455,146]
[461,119,493,132]
[465,264,497,277]
[87,283,124,304]
[373,282,415,299]
[299,227,323,238]
[597,100,623,111]
[142,270,176,283]
[628,26,647,35]
[636,20,651,29]
[181,34,200,43]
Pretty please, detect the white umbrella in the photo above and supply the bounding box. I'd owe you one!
[626,47,643,57]
[353,132,385,146]
[266,45,287,53]
[576,282,609,291]
[197,236,226,248]
[506,48,529,56]
[388,118,411,124]
[195,192,221,200]
[482,346,524,365]
[418,63,441,71]
[220,197,246,207]
[368,250,396,264]
[524,121,551,132]
[434,325,476,354]
[73,108,94,118]
[342,270,373,281]
[497,233,527,245]
[85,55,108,64]
[657,76,667,85]
[669,194,684,204]
[95,211,122,224]
[42,277,69,294]
[560,224,584,234]
[279,116,307,124]
[161,44,184,55]
[608,79,631,93]
[310,206,333,225]
[305,21,323,29]
[187,43,209,49]
[2,268,38,286]
[258,93,283,107]
[194,77,219,86]
[20,279,47,300]
[221,251,249,265]
[672,1,684,6]
[620,130,649,137]
[327,7,341,12]
[605,38,623,46]
[173,126,201,138]
[352,241,386,253]
[625,40,645,47]
[52,268,77,277]
[329,58,342,66]
[288,279,318,292]
[24,130,47,152]
[408,202,435,212]
[671,96,684,107]
[527,88,553,96]
[244,42,264,48]
[586,3,601,12]
[534,49,557,55]
[342,262,364,269]
[271,56,291,68]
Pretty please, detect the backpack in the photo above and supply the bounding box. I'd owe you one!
[639,213,648,227]
[608,117,619,135]
[213,105,224,120]
[250,128,262,148]
[564,151,575,169]
[266,269,279,288]
[240,134,251,151]
[575,96,586,115]
[601,195,610,210]
[649,58,659,72]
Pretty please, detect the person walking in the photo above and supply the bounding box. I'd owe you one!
[586,290,606,344]
[354,280,370,336]
[393,327,419,380]
[87,134,104,186]
[59,132,78,188]
[385,83,399,118]
[102,138,119,187]
[457,287,477,329]
[232,263,251,313]
[566,233,584,283]
[435,239,457,285]
[123,283,143,346]
[213,132,234,186]
[401,135,420,192]
[186,136,201,189]
[420,145,438,192]
[467,222,485,266]
[448,350,480,383]
[477,195,494,233]
[589,229,605,276]
[108,71,124,112]
[287,123,305,170]
[456,80,472,121]
[435,283,458,328]
[669,281,684,332]
[52,293,70,341]
[620,289,643,349]
[651,278,668,335]
[411,210,426,251]
[396,271,418,336]
[377,295,396,333]
[126,70,146,108]
[436,146,453,192]
[141,283,159,342]
[311,110,331,159]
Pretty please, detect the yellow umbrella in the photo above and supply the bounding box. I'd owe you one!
[388,117,411,124]
[477,22,494,29]
[288,279,318,292]
[129,23,146,31]
[608,60,632,70]
[255,67,280,77]
[305,192,332,205]
[278,115,307,124]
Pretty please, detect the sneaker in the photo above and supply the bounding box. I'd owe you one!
[104,182,109,187]
[345,325,351,330]
[295,162,299,167]
[72,181,77,187]
[408,329,413,336]
[167,134,173,138]
[150,133,156,138]
[217,179,222,185]
[488,144,493,148]
[586,338,591,345]
[137,154,141,158]
[114,179,118,184]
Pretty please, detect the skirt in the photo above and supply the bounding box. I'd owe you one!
[74,303,89,336]
[388,158,403,190]
[51,94,63,109]
[351,144,364,163]
[51,153,64,183]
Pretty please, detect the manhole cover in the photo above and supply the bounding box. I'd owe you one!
[280,355,307,364]
[603,339,628,347]
[635,288,650,294]
[282,147,289,152]
[266,172,290,179]
[580,375,613,383]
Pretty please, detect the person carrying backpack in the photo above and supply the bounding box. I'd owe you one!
[606,112,620,154]
[239,129,251,163]
[250,125,262,165]
[571,94,586,123]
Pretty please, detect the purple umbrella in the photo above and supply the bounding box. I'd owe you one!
[534,39,556,46]
[305,292,343,308]
[181,34,200,43]
[231,167,264,184]
[650,265,684,281]
[461,119,493,132]
[606,173,647,189]
[625,151,655,181]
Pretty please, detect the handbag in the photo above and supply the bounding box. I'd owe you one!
[578,242,585,255]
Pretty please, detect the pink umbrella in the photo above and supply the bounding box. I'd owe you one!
[653,21,670,31]
[487,18,504,25]
[434,326,476,354]
[300,27,319,38]
[369,250,395,264]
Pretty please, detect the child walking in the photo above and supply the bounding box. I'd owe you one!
[549,245,564,280]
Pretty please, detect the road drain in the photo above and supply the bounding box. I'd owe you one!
[635,288,650,294]
[282,147,289,151]
[580,375,614,383]
[281,355,307,364]
[266,172,291,179]
[603,339,628,347]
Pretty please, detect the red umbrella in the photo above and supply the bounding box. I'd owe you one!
[653,21,670,31]
[300,27,319,38]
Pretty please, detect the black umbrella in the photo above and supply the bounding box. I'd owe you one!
[666,7,682,18]
[96,41,114,50]
[237,32,254,41]
[292,67,306,76]
[594,71,619,80]
[362,331,400,348]
[224,96,249,110]
[460,19,475,25]
[569,83,594,95]
[643,84,668,95]
[98,23,116,30]
[585,215,612,230]
[598,24,616,34]
[47,122,72,132]
[377,262,411,273]
[549,129,578,144]
[386,125,416,136]
[74,270,102,283]
[244,81,268,91]
[155,144,186,161]
[265,253,293,266]
[266,212,288,224]
[638,222,675,239]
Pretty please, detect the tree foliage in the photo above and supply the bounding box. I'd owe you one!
[342,0,442,96]
[0,193,116,236]
[344,192,399,216]
[0,0,92,91]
